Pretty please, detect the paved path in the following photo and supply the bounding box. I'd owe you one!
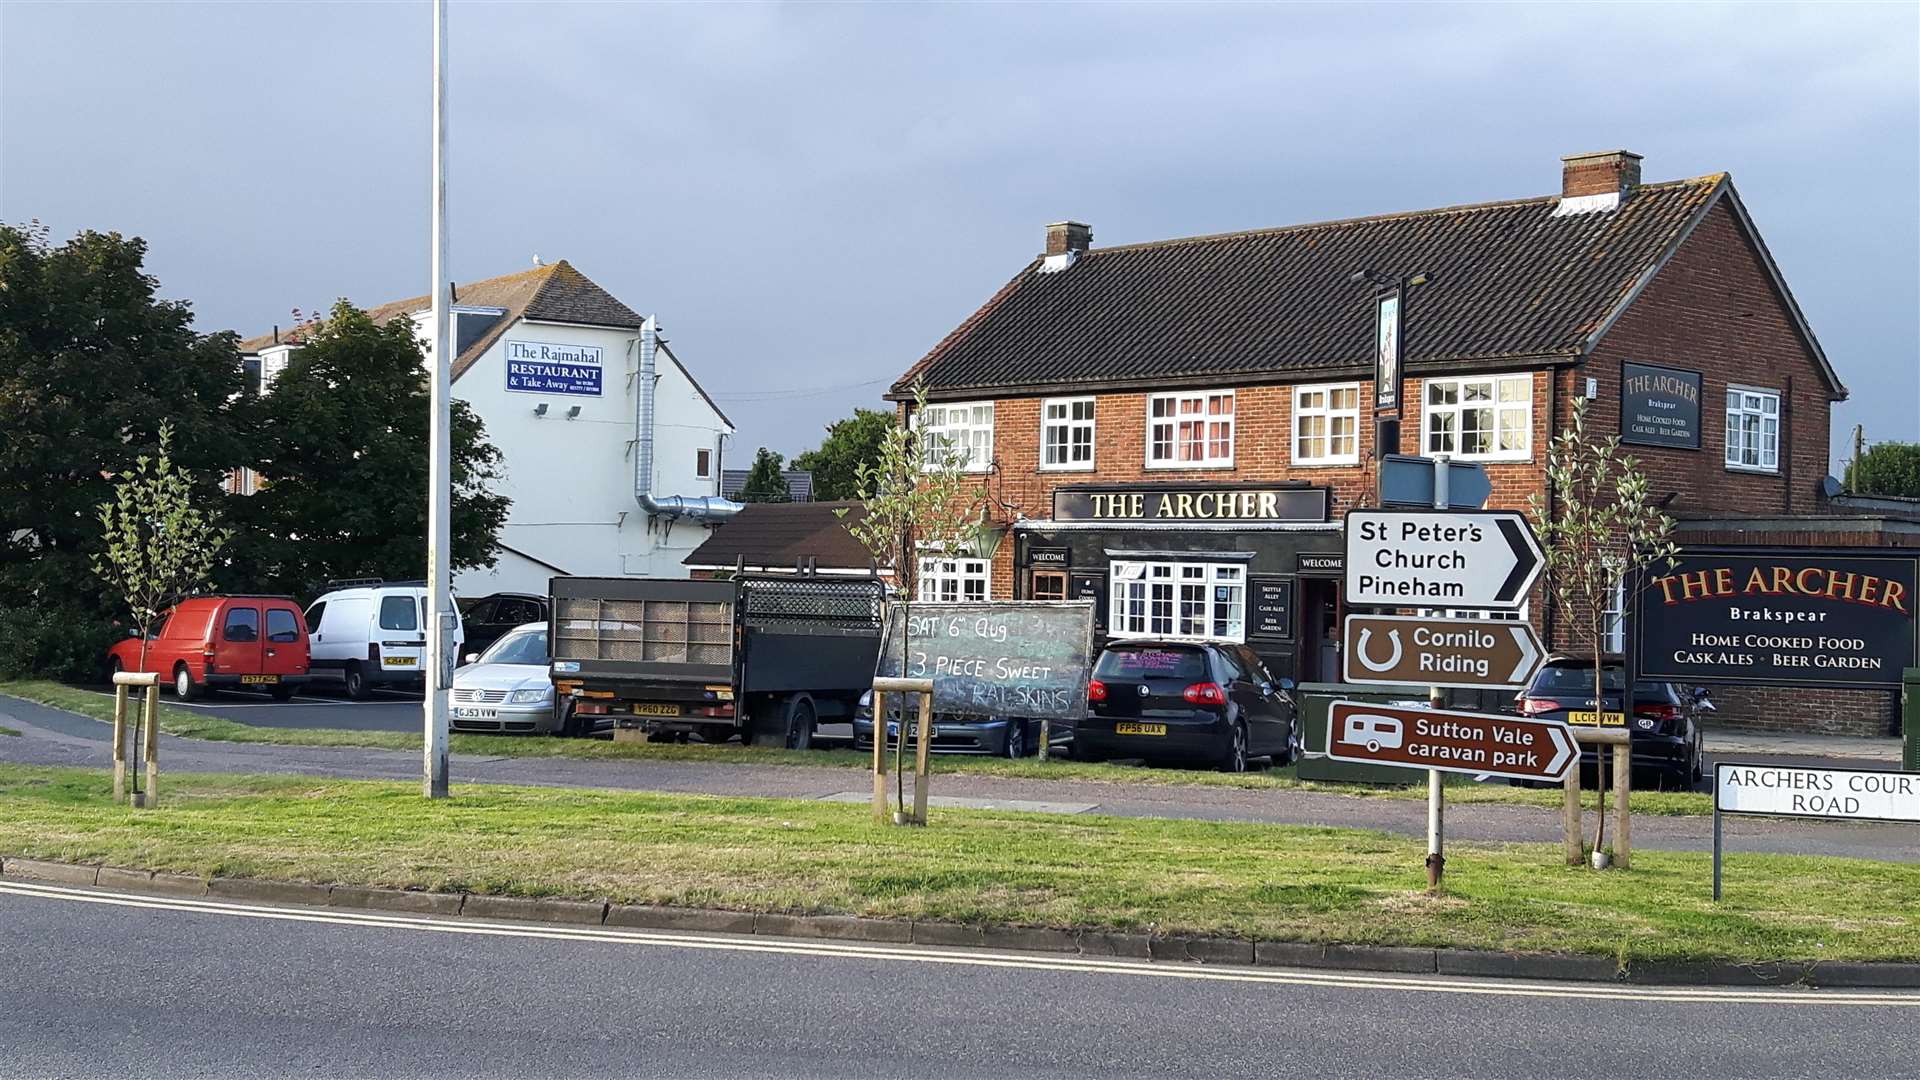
[4,694,1915,861]
[2,884,1911,1079]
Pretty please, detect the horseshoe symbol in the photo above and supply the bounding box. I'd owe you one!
[1356,627,1403,673]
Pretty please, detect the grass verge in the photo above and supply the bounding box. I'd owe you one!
[0,679,1713,815]
[0,763,1913,964]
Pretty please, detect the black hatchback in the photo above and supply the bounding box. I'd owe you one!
[1514,656,1708,789]
[1075,640,1298,772]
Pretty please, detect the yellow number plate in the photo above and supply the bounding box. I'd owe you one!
[383,657,416,667]
[239,675,279,685]
[632,703,680,717]
[1115,722,1167,736]
[1569,711,1625,727]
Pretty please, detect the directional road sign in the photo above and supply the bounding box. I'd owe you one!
[1377,455,1491,510]
[1324,700,1578,783]
[1344,509,1544,610]
[1342,614,1545,690]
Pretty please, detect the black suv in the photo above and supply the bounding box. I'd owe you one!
[1514,656,1708,790]
[1075,640,1298,772]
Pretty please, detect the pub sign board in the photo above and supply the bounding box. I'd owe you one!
[1053,485,1330,524]
[1620,362,1703,450]
[1249,577,1294,639]
[1633,549,1919,690]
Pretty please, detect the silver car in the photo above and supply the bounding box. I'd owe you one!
[450,623,555,734]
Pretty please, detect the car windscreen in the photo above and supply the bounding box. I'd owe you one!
[379,595,419,632]
[1095,646,1208,683]
[479,628,548,666]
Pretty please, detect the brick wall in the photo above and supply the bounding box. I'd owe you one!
[1701,686,1899,738]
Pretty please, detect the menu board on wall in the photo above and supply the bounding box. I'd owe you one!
[1249,577,1294,640]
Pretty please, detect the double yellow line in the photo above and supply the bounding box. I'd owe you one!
[3,880,1914,1008]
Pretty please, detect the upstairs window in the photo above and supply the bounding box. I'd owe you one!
[1724,387,1780,472]
[1040,397,1096,470]
[1293,383,1361,465]
[1147,390,1235,468]
[695,447,713,480]
[920,402,994,472]
[1425,374,1531,461]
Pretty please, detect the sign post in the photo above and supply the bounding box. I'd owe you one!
[1342,614,1544,689]
[1344,509,1543,611]
[1324,701,1579,783]
[1712,762,1920,898]
[1425,458,1448,895]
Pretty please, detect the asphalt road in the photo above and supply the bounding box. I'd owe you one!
[4,694,1915,862]
[1,882,1911,1080]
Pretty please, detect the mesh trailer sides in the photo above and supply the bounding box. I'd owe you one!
[737,576,887,696]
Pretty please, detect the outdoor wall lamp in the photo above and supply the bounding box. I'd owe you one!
[533,403,549,417]
[566,405,582,419]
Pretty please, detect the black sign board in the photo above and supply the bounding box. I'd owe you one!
[1621,362,1703,450]
[1070,573,1107,629]
[876,602,1096,721]
[1374,287,1403,414]
[1296,552,1344,575]
[1027,546,1070,567]
[1633,549,1919,689]
[1249,577,1294,639]
[1053,485,1329,524]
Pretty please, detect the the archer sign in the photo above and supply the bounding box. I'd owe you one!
[1324,700,1577,783]
[1342,614,1544,690]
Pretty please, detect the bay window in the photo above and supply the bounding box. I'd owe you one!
[1109,560,1246,642]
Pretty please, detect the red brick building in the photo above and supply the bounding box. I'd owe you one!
[889,151,1912,737]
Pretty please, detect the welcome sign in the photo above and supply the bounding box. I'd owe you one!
[505,340,603,397]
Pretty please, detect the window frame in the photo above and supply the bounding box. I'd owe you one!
[1029,568,1068,601]
[917,555,991,602]
[222,606,261,643]
[694,447,714,480]
[1107,559,1246,643]
[1039,396,1096,472]
[379,594,420,632]
[266,608,301,644]
[1292,382,1362,466]
[1145,390,1236,469]
[1422,373,1533,462]
[1723,385,1781,474]
[918,401,995,474]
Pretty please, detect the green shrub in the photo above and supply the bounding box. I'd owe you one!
[0,609,116,682]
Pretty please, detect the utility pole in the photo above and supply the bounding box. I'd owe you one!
[1425,454,1447,894]
[424,0,453,799]
[1851,424,1865,489]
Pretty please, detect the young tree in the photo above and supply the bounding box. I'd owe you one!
[1845,440,1920,498]
[92,423,235,671]
[738,447,792,503]
[1528,396,1679,864]
[793,408,895,501]
[228,301,509,596]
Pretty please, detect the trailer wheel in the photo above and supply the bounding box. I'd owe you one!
[783,696,816,751]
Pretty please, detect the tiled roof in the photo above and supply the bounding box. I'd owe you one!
[720,469,815,502]
[894,177,1731,397]
[683,500,877,570]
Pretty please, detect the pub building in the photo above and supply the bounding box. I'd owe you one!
[887,150,1916,739]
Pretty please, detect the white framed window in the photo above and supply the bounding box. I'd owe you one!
[919,402,994,472]
[1108,561,1245,642]
[695,447,713,480]
[918,555,990,602]
[1040,397,1096,471]
[1293,382,1361,465]
[1603,577,1625,655]
[1147,390,1235,468]
[1424,374,1532,461]
[1724,386,1780,473]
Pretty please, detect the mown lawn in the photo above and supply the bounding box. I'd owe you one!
[0,679,1715,814]
[0,763,1914,964]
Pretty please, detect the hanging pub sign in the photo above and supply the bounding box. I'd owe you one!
[505,340,604,397]
[1620,362,1703,450]
[1373,287,1404,414]
[1633,548,1920,690]
[1053,484,1330,524]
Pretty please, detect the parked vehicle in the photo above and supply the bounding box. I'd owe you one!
[1074,640,1298,772]
[1513,656,1707,789]
[106,595,311,701]
[303,580,465,699]
[852,690,1041,758]
[548,573,884,746]
[450,622,557,735]
[458,592,549,661]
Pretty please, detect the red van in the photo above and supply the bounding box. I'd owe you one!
[106,596,312,701]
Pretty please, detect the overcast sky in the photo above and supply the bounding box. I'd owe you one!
[4,1,1915,471]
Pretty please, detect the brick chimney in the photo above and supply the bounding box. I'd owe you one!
[1045,221,1092,257]
[1560,150,1642,200]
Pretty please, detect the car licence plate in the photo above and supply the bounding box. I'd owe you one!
[632,703,680,717]
[453,707,496,720]
[383,656,416,668]
[1569,711,1625,727]
[239,675,280,685]
[1115,722,1167,736]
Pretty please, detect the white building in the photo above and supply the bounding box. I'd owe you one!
[238,260,738,594]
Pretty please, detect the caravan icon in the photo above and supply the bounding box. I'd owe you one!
[1341,712,1404,754]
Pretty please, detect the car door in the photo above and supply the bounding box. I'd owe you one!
[460,598,499,656]
[1239,647,1294,755]
[215,603,264,677]
[263,605,307,677]
[1216,647,1274,755]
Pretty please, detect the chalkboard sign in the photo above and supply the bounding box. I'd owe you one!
[875,602,1096,721]
[1249,577,1294,639]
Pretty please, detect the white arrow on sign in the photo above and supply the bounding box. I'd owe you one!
[1343,509,1545,611]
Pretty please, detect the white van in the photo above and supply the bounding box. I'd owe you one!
[303,581,465,699]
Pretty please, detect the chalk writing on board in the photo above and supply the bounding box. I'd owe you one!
[875,601,1095,721]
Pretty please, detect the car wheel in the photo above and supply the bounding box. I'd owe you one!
[1276,718,1303,767]
[173,665,199,701]
[109,657,125,680]
[1003,720,1027,759]
[343,662,371,701]
[269,684,296,702]
[784,697,816,751]
[1220,721,1248,773]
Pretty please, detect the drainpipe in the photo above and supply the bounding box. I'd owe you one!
[635,314,743,523]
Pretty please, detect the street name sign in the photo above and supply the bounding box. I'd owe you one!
[1323,700,1577,783]
[1377,455,1491,510]
[1344,509,1543,610]
[1342,614,1545,690]
[1714,763,1920,824]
